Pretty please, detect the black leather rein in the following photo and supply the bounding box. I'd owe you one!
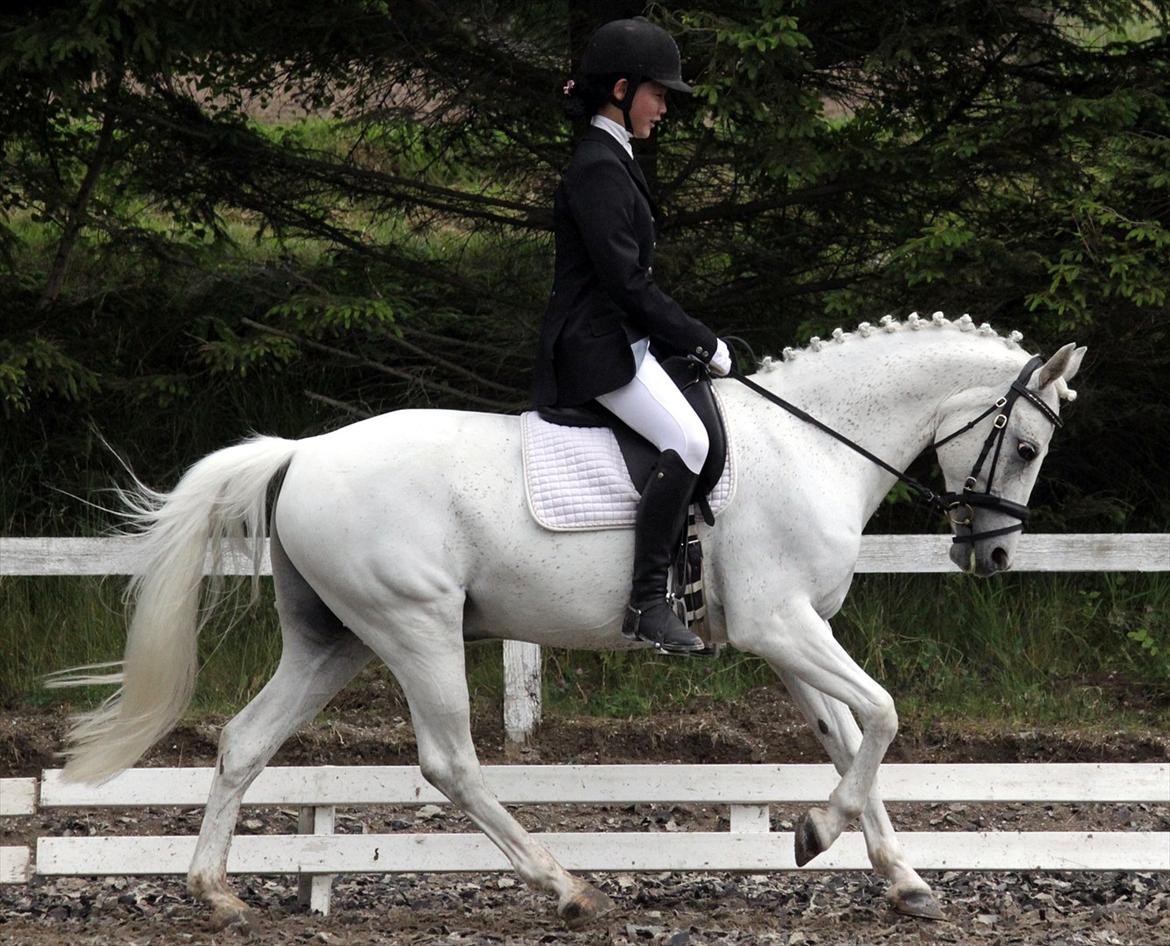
[726,354,1062,545]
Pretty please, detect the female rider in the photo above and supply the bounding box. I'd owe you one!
[531,17,731,655]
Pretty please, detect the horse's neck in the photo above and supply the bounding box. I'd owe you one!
[744,329,1030,515]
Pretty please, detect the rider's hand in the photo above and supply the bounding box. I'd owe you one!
[708,338,732,377]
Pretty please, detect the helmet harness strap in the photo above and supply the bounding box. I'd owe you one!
[611,75,642,133]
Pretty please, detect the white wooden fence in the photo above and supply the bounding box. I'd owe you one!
[2,763,1167,915]
[3,533,1167,745]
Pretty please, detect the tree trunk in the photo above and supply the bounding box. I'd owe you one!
[38,61,125,310]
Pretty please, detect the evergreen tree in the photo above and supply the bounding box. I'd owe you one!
[1,1,1166,529]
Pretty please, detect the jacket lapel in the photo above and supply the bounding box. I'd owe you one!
[584,126,660,218]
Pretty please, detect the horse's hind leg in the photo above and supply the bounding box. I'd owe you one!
[777,670,944,919]
[355,598,614,928]
[187,530,373,929]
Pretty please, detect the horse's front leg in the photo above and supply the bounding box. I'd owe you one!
[732,599,898,865]
[777,669,945,918]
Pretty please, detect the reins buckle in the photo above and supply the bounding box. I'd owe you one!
[993,414,1008,429]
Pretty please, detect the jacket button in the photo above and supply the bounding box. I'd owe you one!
[647,266,653,276]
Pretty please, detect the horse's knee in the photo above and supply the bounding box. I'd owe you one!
[863,690,898,743]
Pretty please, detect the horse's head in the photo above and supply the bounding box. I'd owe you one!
[935,342,1087,576]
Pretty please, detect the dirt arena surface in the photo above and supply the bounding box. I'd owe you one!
[3,686,1168,945]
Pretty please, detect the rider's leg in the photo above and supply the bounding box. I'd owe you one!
[596,348,709,475]
[596,350,708,654]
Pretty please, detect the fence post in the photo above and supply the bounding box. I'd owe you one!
[503,641,542,752]
[296,804,335,915]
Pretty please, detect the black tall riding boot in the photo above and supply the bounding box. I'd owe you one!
[622,449,706,655]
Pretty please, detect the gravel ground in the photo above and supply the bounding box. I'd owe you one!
[2,686,1167,945]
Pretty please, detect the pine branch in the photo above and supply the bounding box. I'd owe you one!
[240,318,527,412]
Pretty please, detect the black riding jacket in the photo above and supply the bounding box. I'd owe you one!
[531,126,718,407]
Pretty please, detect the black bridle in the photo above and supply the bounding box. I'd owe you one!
[931,354,1062,543]
[726,353,1062,546]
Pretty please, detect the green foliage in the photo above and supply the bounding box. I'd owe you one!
[201,319,301,377]
[0,335,101,412]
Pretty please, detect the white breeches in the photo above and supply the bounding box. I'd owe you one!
[596,349,709,475]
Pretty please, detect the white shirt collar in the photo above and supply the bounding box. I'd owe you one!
[590,113,633,158]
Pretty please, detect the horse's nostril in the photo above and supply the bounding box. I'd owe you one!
[991,547,1009,570]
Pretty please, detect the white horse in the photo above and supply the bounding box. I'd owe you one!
[57,313,1085,929]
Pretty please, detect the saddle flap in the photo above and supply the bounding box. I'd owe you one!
[536,403,611,428]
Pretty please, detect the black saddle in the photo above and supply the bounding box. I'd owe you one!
[537,357,728,525]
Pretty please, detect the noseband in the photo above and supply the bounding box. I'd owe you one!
[728,353,1062,546]
[932,354,1062,544]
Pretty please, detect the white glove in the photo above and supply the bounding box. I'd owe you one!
[708,338,732,377]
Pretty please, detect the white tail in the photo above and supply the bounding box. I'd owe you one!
[54,435,300,783]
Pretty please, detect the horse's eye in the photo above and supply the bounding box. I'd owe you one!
[1017,441,1038,462]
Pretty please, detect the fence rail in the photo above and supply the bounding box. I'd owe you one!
[4,533,1168,746]
[3,533,1167,576]
[3,763,1167,914]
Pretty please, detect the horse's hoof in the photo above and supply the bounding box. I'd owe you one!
[893,889,945,920]
[793,807,831,867]
[210,901,256,934]
[559,882,615,929]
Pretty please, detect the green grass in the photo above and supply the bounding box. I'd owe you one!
[4,572,1166,730]
[0,576,283,713]
[541,572,1170,728]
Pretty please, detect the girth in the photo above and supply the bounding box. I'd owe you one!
[537,356,728,525]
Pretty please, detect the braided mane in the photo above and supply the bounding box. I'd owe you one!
[756,312,1077,400]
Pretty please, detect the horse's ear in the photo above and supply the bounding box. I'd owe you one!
[1062,345,1088,383]
[1037,342,1082,388]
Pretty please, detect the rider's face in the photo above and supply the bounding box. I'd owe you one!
[612,79,668,139]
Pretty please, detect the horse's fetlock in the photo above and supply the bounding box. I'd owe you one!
[827,788,862,826]
[187,869,219,898]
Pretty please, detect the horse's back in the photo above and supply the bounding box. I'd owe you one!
[298,407,516,465]
[274,409,524,588]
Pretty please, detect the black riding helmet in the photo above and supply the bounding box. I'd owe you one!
[581,17,692,131]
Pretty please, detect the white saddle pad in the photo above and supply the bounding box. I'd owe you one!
[521,399,735,532]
